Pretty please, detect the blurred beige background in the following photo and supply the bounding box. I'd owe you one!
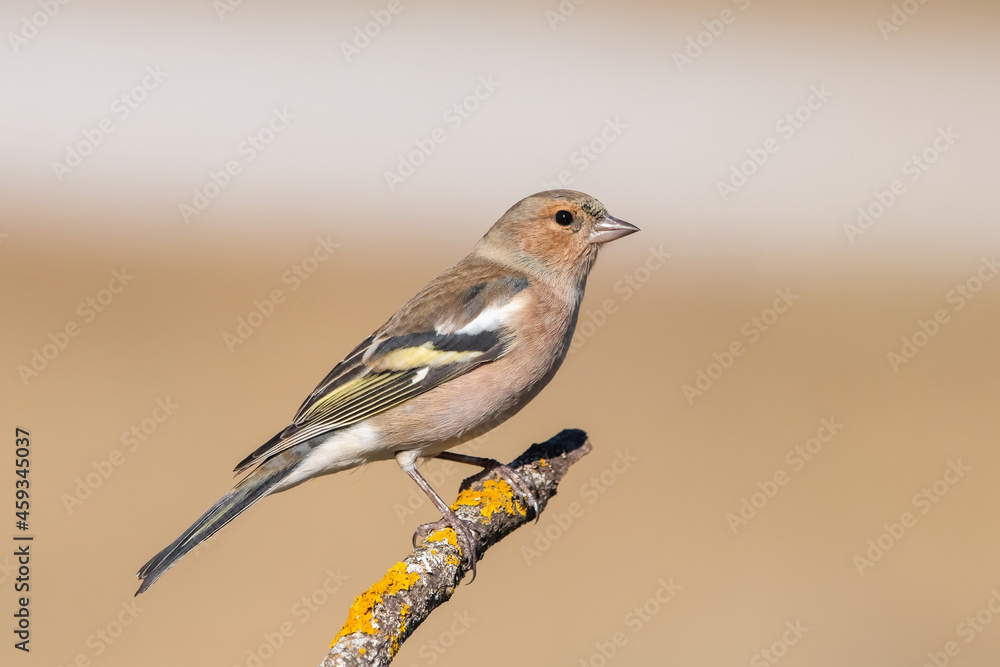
[3,0,1000,665]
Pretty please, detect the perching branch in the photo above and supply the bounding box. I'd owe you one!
[320,429,591,667]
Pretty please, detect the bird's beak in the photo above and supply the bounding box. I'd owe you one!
[589,214,640,245]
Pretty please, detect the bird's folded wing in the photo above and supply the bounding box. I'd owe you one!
[233,272,529,474]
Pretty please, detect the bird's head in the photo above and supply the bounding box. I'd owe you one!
[478,190,639,281]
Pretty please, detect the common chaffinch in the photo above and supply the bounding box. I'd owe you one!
[136,189,638,594]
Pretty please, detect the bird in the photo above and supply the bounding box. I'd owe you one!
[135,189,638,595]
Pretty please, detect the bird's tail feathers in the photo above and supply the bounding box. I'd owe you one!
[134,463,290,595]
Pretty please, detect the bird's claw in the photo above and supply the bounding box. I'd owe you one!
[413,513,479,582]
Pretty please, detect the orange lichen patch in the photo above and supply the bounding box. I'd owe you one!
[445,554,460,566]
[427,528,458,547]
[331,561,420,646]
[539,459,548,466]
[452,479,525,521]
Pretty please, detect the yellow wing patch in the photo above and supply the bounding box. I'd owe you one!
[374,342,484,371]
[298,373,401,421]
[296,343,484,424]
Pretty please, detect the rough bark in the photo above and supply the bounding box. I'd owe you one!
[320,429,591,667]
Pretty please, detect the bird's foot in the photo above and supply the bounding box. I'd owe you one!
[413,509,480,581]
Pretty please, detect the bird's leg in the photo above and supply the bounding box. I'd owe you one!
[396,453,479,578]
[435,451,539,520]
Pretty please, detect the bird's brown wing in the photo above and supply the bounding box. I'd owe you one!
[232,267,529,474]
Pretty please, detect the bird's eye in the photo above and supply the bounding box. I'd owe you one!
[555,210,574,226]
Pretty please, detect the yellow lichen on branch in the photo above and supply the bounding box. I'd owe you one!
[426,528,458,547]
[451,479,526,521]
[393,605,411,655]
[332,561,420,646]
[321,429,592,667]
